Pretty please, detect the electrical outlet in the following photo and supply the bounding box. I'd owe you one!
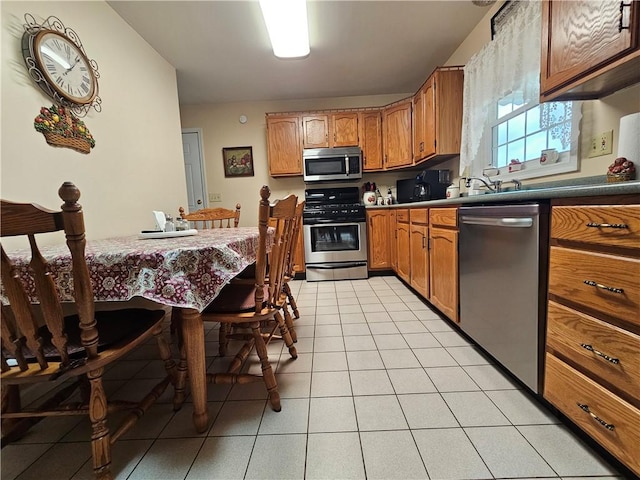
[209,192,222,202]
[589,130,614,157]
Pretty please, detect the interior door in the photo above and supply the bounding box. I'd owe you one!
[182,130,207,213]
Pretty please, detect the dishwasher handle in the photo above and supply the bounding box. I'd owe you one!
[460,216,534,228]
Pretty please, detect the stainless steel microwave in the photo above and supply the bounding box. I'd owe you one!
[303,147,362,182]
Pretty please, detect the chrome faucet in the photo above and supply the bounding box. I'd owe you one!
[465,176,501,192]
[465,176,522,193]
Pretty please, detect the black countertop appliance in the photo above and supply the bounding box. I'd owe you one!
[396,169,450,203]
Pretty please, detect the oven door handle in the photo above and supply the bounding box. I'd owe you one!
[306,261,367,269]
[304,222,365,227]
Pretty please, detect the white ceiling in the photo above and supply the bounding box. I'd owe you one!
[107,1,492,105]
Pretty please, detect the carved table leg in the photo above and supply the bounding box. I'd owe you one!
[179,307,209,433]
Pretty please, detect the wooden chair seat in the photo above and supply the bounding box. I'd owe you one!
[2,309,162,377]
[1,182,178,480]
[204,283,269,313]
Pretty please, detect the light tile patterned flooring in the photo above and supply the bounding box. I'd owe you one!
[2,277,628,479]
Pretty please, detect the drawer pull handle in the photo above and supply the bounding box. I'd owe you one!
[580,343,620,364]
[583,280,624,294]
[576,403,615,431]
[619,1,632,32]
[585,222,628,229]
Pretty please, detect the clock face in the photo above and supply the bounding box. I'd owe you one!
[33,30,96,105]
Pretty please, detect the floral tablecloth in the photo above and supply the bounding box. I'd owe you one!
[2,228,267,312]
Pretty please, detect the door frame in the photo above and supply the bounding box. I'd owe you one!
[181,128,209,210]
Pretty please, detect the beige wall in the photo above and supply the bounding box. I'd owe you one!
[1,1,187,247]
[180,94,412,226]
[446,2,640,186]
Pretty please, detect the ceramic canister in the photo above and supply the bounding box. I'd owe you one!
[363,191,377,205]
[446,185,460,198]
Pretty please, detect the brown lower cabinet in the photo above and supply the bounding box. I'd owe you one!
[544,197,640,476]
[366,208,393,270]
[389,209,398,272]
[409,209,429,298]
[396,209,411,283]
[545,354,640,475]
[428,208,459,322]
[369,206,459,323]
[292,226,305,274]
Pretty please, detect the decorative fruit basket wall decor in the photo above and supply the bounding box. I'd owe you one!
[34,105,95,154]
[607,157,635,183]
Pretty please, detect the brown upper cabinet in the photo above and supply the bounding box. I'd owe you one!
[359,110,383,171]
[266,114,302,176]
[331,112,359,147]
[413,67,464,164]
[302,115,329,148]
[540,0,640,101]
[383,99,413,169]
[265,66,462,176]
[302,112,359,149]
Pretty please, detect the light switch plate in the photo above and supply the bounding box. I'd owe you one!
[589,130,614,157]
[209,192,222,202]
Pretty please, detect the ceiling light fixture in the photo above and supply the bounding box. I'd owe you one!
[259,0,310,58]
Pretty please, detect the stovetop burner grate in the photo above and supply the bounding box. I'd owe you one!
[303,186,365,224]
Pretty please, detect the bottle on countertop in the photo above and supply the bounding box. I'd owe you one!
[386,188,394,205]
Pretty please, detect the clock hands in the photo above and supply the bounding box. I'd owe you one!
[64,56,81,76]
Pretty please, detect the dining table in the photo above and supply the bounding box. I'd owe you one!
[1,227,270,433]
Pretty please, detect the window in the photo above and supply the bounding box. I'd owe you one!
[487,96,580,179]
[461,1,582,181]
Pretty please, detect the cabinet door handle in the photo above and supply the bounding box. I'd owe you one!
[583,280,624,294]
[619,1,632,32]
[580,343,620,364]
[585,222,628,229]
[576,403,615,431]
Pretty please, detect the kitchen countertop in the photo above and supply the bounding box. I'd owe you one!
[367,179,640,208]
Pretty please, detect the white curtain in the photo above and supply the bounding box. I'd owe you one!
[460,0,542,175]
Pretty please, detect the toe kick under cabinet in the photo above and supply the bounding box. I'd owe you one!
[544,197,640,476]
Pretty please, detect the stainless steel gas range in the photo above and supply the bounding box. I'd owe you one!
[303,187,368,282]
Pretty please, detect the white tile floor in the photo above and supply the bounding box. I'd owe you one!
[1,276,628,479]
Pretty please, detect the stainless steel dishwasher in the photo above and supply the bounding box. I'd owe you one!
[458,203,549,393]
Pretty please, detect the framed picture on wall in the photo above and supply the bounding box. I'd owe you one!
[222,146,254,177]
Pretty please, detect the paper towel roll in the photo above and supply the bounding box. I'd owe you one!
[617,112,640,162]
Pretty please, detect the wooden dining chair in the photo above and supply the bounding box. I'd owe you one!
[179,204,241,229]
[221,199,304,352]
[282,201,305,324]
[1,182,178,480]
[174,186,298,412]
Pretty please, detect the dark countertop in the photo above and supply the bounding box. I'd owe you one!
[367,179,640,209]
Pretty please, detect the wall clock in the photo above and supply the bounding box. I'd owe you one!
[22,14,101,116]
